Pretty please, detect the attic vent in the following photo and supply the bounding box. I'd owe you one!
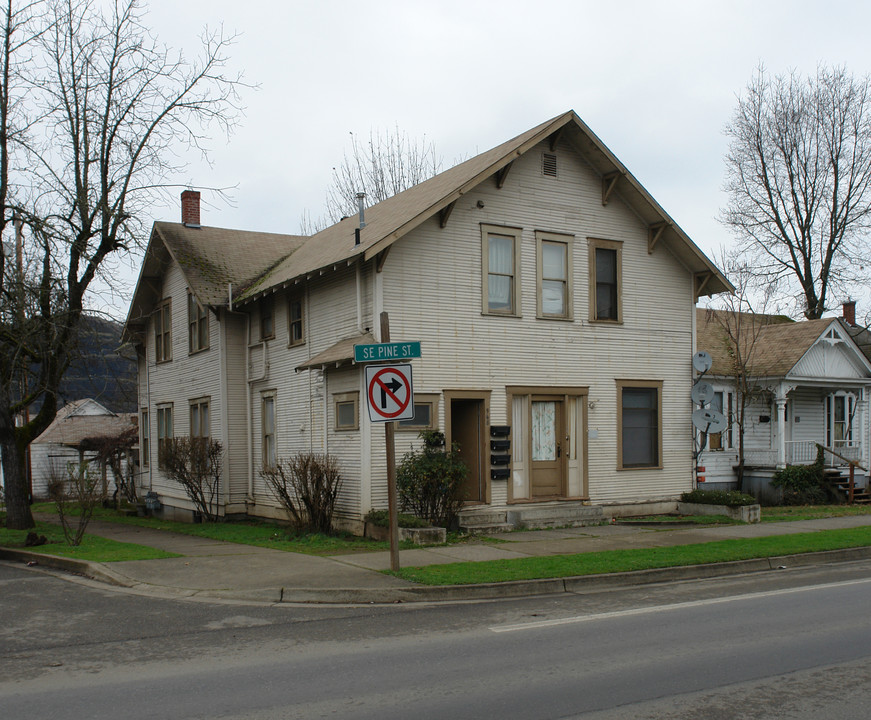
[542,153,558,177]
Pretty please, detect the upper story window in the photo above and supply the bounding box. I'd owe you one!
[288,294,305,346]
[589,238,622,323]
[482,224,522,316]
[617,381,662,470]
[536,231,573,319]
[188,293,209,353]
[155,300,172,363]
[260,297,274,340]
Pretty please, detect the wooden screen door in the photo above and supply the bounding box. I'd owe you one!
[530,396,564,497]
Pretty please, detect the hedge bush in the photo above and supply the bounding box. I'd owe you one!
[771,447,826,505]
[680,488,758,507]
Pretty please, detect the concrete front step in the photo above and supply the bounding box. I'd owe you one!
[508,504,604,529]
[459,503,604,532]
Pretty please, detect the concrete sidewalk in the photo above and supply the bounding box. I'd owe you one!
[4,514,871,604]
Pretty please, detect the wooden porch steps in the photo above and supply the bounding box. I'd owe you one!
[822,468,871,504]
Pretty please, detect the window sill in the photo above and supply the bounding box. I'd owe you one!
[481,311,523,319]
[536,314,574,322]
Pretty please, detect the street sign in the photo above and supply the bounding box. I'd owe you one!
[365,364,414,422]
[354,341,421,363]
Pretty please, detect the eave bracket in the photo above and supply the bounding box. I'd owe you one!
[602,171,622,205]
[648,222,668,254]
[495,161,513,189]
[439,201,456,228]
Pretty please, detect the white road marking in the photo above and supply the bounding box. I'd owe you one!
[489,576,871,633]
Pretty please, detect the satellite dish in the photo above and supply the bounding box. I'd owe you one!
[693,351,713,373]
[692,408,727,434]
[691,381,715,404]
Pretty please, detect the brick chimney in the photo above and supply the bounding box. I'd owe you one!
[181,190,201,227]
[843,299,856,325]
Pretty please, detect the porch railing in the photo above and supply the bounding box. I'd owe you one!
[744,441,864,467]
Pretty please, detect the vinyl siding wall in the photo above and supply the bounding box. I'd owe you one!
[378,137,695,506]
[139,262,225,515]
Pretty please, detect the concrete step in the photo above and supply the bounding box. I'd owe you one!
[460,522,515,535]
[507,504,604,529]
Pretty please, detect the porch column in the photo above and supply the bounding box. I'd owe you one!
[861,389,870,472]
[775,394,788,469]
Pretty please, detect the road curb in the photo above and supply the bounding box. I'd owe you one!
[5,544,871,605]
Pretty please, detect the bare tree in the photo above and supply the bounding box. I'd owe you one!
[722,65,871,320]
[159,436,223,523]
[1,0,243,530]
[303,127,442,232]
[704,252,781,490]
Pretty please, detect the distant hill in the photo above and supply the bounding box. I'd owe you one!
[56,315,137,413]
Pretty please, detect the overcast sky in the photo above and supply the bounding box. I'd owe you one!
[103,0,871,318]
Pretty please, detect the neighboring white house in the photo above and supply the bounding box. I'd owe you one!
[123,110,731,530]
[696,308,871,498]
[30,399,138,499]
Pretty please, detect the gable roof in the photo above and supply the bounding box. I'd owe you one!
[697,308,870,378]
[123,110,732,341]
[236,110,732,303]
[123,224,305,342]
[34,399,137,447]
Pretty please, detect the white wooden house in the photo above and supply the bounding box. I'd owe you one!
[696,308,871,500]
[30,399,138,499]
[123,111,731,530]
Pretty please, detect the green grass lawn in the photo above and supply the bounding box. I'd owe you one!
[761,504,871,522]
[391,526,871,585]
[0,520,179,562]
[26,504,395,556]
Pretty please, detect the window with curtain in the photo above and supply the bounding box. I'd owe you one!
[482,225,521,315]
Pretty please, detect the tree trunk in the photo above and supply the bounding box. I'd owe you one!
[0,421,34,530]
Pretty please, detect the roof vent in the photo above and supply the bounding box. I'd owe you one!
[542,153,557,178]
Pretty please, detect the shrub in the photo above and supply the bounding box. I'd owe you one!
[48,460,101,546]
[260,453,342,534]
[771,447,826,505]
[160,437,224,522]
[680,488,758,507]
[364,509,431,529]
[397,430,467,528]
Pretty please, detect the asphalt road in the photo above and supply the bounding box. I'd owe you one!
[3,559,871,718]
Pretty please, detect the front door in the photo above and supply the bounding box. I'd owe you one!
[530,396,565,498]
[451,398,485,503]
